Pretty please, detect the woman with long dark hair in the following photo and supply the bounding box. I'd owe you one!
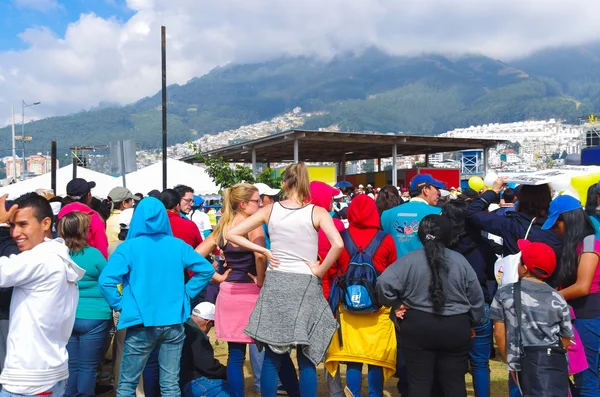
[542,195,600,396]
[375,185,401,216]
[442,201,496,397]
[60,212,112,397]
[467,178,563,282]
[376,215,484,397]
[226,162,343,397]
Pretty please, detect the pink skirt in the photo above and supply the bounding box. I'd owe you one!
[215,281,260,343]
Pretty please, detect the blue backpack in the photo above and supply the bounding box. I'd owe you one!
[329,230,386,314]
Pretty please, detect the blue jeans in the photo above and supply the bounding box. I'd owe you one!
[65,319,111,397]
[395,328,408,396]
[346,363,383,397]
[143,347,160,397]
[183,377,231,397]
[117,325,185,397]
[574,316,600,397]
[249,344,282,393]
[262,347,315,397]
[227,343,247,397]
[0,380,67,397]
[469,304,491,397]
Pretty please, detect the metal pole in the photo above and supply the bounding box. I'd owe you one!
[482,147,489,175]
[72,157,78,179]
[120,140,127,187]
[251,148,257,178]
[341,153,346,179]
[392,144,398,186]
[21,102,24,181]
[425,154,430,168]
[161,26,168,190]
[293,139,299,163]
[50,141,57,195]
[11,107,16,182]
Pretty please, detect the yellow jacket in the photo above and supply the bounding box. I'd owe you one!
[325,306,397,381]
[106,210,121,245]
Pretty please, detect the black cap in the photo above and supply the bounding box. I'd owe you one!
[66,178,96,199]
[147,189,161,198]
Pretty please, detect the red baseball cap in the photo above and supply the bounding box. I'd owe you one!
[517,240,556,279]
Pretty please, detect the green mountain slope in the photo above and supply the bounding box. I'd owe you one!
[1,47,598,158]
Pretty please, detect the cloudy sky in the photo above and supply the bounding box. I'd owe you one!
[1,0,600,126]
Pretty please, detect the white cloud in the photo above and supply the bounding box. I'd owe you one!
[2,0,600,124]
[13,0,59,12]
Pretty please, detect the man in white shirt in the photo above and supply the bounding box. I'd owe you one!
[0,193,84,397]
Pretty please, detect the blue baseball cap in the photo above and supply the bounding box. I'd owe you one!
[193,195,205,207]
[542,195,583,230]
[410,174,446,190]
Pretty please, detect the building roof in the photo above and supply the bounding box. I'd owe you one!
[182,129,506,164]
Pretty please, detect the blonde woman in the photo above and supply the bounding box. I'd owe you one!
[226,163,344,397]
[59,212,112,397]
[195,183,266,397]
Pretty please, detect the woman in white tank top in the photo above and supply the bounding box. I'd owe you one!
[227,162,343,397]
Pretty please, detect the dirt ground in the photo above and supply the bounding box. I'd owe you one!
[102,330,509,396]
[209,333,510,397]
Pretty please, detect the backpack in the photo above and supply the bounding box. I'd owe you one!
[329,230,387,314]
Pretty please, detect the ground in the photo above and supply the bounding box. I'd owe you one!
[209,333,509,396]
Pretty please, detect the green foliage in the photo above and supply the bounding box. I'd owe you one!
[199,156,281,192]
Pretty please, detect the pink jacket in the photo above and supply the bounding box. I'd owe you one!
[58,202,109,259]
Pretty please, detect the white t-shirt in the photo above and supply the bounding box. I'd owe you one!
[190,211,212,233]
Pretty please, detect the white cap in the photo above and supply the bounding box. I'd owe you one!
[192,302,215,320]
[367,184,373,188]
[333,192,346,199]
[253,183,281,196]
[440,189,451,198]
[119,208,134,228]
[358,184,364,189]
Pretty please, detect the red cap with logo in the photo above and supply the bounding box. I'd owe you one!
[517,239,556,279]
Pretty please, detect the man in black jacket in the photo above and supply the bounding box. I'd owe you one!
[181,302,230,397]
[0,219,19,373]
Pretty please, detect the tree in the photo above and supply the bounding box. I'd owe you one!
[199,155,281,192]
[362,160,375,173]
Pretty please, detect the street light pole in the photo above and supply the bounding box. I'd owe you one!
[21,100,41,181]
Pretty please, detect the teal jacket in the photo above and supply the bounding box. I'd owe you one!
[380,198,442,259]
[99,197,215,330]
[71,247,112,320]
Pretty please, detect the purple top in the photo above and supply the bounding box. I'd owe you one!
[223,243,257,283]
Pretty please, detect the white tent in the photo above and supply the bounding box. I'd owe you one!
[0,165,120,199]
[124,159,219,195]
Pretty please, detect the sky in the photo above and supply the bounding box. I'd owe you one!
[1,0,600,126]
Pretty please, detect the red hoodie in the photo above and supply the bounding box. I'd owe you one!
[338,194,396,274]
[309,181,345,299]
[58,202,109,259]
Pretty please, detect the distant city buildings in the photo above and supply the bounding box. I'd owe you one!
[3,153,57,180]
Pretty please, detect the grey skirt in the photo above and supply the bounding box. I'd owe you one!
[244,270,338,366]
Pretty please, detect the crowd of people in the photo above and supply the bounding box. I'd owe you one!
[0,163,597,397]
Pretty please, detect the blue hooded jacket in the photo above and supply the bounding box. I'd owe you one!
[99,197,215,330]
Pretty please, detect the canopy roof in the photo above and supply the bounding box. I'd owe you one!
[124,158,219,195]
[182,129,505,164]
[0,164,120,199]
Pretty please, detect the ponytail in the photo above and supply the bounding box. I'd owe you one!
[282,162,311,205]
[417,215,452,313]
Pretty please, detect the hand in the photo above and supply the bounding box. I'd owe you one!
[395,304,410,319]
[471,328,476,339]
[492,177,508,194]
[247,273,262,287]
[0,195,17,224]
[263,249,280,268]
[212,268,232,284]
[305,259,324,278]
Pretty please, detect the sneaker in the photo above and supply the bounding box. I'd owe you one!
[95,384,114,395]
[276,386,288,396]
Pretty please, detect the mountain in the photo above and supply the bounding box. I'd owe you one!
[1,46,598,159]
